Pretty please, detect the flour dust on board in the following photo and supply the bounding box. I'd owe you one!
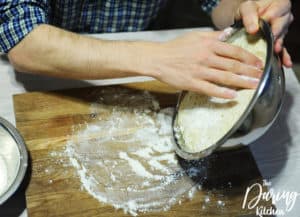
[62,89,210,216]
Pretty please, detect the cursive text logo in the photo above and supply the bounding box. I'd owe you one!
[242,180,299,216]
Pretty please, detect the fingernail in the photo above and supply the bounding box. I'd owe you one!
[256,61,264,69]
[223,88,237,98]
[218,32,229,42]
[249,64,263,73]
[240,75,260,84]
[218,27,235,41]
[224,27,235,36]
[249,24,258,33]
[218,33,227,42]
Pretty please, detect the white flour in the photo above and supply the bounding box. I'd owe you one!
[64,89,205,216]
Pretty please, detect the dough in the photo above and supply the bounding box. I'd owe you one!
[175,90,255,153]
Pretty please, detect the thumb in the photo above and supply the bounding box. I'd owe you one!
[238,1,260,34]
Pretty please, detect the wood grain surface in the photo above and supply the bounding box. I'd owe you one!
[122,80,179,94]
[13,84,273,217]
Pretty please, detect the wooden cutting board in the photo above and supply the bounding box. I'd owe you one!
[13,82,273,217]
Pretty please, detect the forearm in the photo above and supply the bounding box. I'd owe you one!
[211,0,245,29]
[8,24,156,79]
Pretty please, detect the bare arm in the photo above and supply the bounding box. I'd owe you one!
[8,24,263,99]
[8,24,155,80]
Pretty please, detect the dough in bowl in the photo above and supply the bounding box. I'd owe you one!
[0,155,8,196]
[175,28,267,153]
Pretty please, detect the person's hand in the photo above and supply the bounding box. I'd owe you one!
[235,0,293,67]
[149,31,263,99]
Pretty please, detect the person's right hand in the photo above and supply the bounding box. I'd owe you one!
[150,31,264,99]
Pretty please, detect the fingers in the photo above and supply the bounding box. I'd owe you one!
[190,67,260,99]
[218,27,237,42]
[204,68,259,89]
[238,1,260,34]
[189,80,237,99]
[214,42,263,68]
[200,31,224,39]
[274,43,293,67]
[271,12,292,53]
[274,23,289,53]
[238,0,292,37]
[261,0,291,21]
[257,0,293,67]
[275,37,284,53]
[282,47,293,68]
[209,55,263,78]
[271,13,293,39]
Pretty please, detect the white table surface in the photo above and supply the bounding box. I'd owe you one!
[0,28,300,217]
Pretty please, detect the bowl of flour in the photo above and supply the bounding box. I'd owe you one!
[173,20,285,160]
[0,117,28,204]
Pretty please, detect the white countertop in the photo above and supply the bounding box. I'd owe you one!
[1,28,300,217]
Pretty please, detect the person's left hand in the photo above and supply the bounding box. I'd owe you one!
[235,0,294,67]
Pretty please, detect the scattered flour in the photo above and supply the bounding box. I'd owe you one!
[63,89,206,216]
[204,195,210,203]
[217,200,225,207]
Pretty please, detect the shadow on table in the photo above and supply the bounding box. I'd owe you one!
[14,70,93,92]
[178,146,263,190]
[249,90,294,182]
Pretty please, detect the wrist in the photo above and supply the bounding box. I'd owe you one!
[123,41,163,78]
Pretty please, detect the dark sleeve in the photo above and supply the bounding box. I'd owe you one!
[0,0,49,53]
[200,0,220,14]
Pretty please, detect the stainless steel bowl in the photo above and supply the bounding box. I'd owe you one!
[173,20,285,160]
[0,117,28,204]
